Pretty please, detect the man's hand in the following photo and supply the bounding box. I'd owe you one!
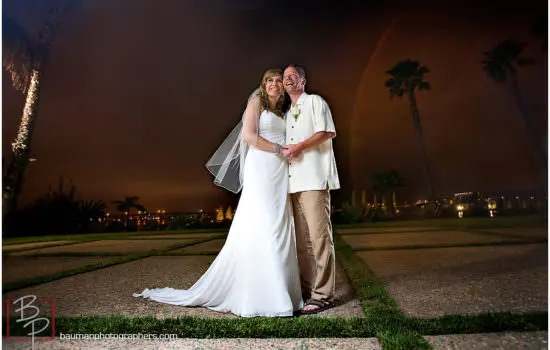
[281,144,303,159]
[288,144,303,158]
[281,146,292,159]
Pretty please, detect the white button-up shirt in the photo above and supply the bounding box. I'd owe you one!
[285,92,340,194]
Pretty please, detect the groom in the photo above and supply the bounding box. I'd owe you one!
[281,64,340,314]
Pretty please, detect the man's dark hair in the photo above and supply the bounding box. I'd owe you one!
[283,63,306,79]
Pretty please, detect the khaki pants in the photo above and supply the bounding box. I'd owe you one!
[291,189,335,301]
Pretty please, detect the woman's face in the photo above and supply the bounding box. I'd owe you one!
[264,74,283,99]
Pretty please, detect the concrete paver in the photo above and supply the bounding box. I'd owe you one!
[11,239,199,256]
[425,331,548,349]
[342,230,526,249]
[357,243,547,317]
[3,337,382,349]
[3,256,363,318]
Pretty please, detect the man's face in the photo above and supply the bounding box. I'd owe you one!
[283,67,305,94]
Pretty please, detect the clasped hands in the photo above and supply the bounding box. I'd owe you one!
[279,144,302,160]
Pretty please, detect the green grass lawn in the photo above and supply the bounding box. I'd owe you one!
[2,227,229,245]
[3,214,547,348]
[2,236,222,293]
[5,231,545,347]
[4,214,545,246]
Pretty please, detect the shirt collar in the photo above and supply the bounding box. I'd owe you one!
[294,92,308,106]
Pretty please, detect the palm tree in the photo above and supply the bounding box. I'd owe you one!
[385,59,434,199]
[2,1,76,216]
[481,39,546,174]
[372,170,404,217]
[112,196,146,229]
[78,199,106,233]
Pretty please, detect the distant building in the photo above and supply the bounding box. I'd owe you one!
[225,206,233,220]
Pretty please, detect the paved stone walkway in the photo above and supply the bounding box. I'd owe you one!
[3,241,74,252]
[3,256,119,283]
[424,331,548,349]
[11,239,200,256]
[342,230,526,249]
[357,243,547,317]
[3,225,547,349]
[3,337,382,349]
[4,332,548,349]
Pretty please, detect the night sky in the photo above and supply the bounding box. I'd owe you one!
[2,0,547,212]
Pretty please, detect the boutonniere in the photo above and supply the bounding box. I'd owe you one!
[290,105,300,121]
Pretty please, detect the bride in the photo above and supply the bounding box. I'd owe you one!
[133,68,303,317]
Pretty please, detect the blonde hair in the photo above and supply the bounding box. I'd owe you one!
[258,68,285,117]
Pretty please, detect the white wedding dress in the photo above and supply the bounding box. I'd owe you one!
[133,110,303,317]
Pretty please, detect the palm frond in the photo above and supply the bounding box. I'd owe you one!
[385,78,403,99]
[37,1,77,51]
[385,59,430,97]
[372,170,405,194]
[418,81,430,90]
[384,78,396,88]
[389,87,404,99]
[115,203,129,212]
[2,16,35,93]
[113,196,144,213]
[418,66,430,75]
[481,39,533,83]
[482,63,506,83]
[127,196,140,202]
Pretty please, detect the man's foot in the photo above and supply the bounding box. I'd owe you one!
[300,298,334,315]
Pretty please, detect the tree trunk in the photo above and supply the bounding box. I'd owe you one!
[510,74,547,178]
[408,90,435,199]
[391,191,397,217]
[2,2,74,222]
[3,69,41,216]
[125,210,130,231]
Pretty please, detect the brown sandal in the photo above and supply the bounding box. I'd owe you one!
[300,298,334,315]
